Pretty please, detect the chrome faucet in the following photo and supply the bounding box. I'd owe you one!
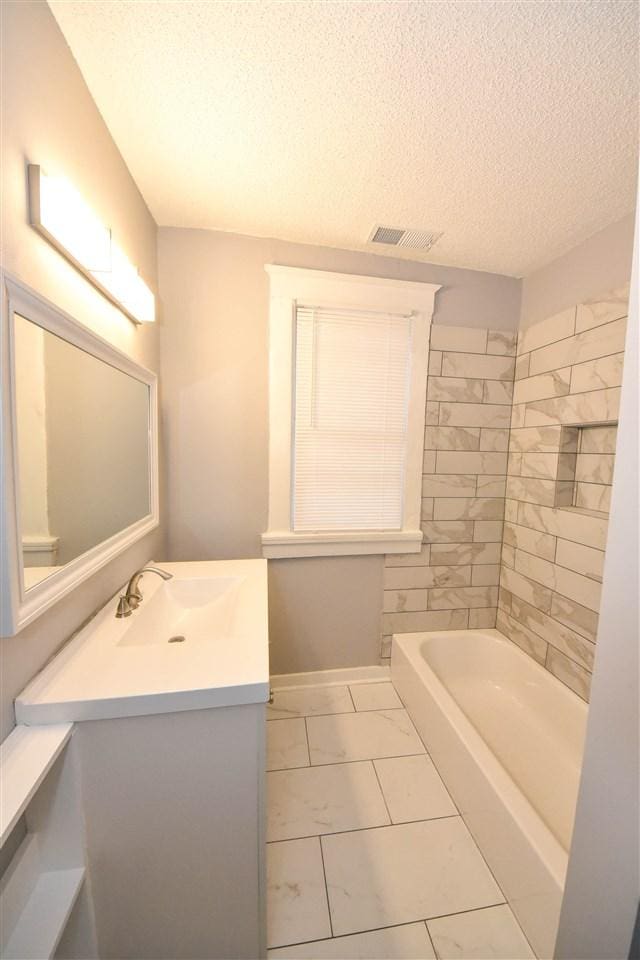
[115,566,173,618]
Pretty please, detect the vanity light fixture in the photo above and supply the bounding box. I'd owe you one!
[27,164,155,324]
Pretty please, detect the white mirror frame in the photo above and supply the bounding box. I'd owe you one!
[0,274,159,636]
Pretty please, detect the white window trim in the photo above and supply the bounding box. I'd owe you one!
[262,265,440,559]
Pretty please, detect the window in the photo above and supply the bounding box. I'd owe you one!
[262,266,440,558]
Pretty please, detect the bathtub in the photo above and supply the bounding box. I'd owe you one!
[391,629,587,960]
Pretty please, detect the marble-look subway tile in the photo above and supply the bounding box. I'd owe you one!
[421,520,474,543]
[483,380,513,405]
[476,475,506,497]
[497,586,513,614]
[528,317,627,376]
[423,450,437,472]
[425,402,440,424]
[517,501,608,549]
[439,402,511,428]
[436,451,507,474]
[487,330,517,356]
[575,286,629,333]
[500,566,553,613]
[506,475,557,506]
[471,564,501,586]
[428,376,484,403]
[384,566,433,589]
[430,542,501,566]
[519,452,560,480]
[504,498,518,523]
[546,647,591,701]
[512,367,571,405]
[503,522,556,561]
[571,352,624,393]
[510,596,595,671]
[480,428,510,451]
[507,450,523,475]
[421,498,434,521]
[384,590,428,613]
[518,306,576,355]
[433,497,504,521]
[429,585,498,610]
[385,545,431,567]
[469,607,497,628]
[575,453,615,484]
[550,594,598,642]
[382,609,469,634]
[514,353,530,380]
[424,565,473,588]
[510,403,526,428]
[501,542,515,568]
[579,423,618,454]
[496,611,547,664]
[442,352,515,381]
[508,425,562,452]
[514,549,556,589]
[473,521,503,542]
[554,565,602,612]
[428,350,443,375]
[422,474,477,498]
[425,426,481,450]
[524,387,621,429]
[431,325,488,354]
[575,482,611,513]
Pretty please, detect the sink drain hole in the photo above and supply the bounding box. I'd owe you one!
[168,635,186,643]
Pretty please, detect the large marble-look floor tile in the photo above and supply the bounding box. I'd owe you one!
[307,710,425,765]
[349,682,402,711]
[374,755,457,823]
[268,686,354,720]
[427,904,534,959]
[322,819,504,936]
[267,761,390,841]
[268,921,436,958]
[267,719,310,771]
[267,837,331,948]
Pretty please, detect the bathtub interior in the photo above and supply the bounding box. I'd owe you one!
[406,630,587,852]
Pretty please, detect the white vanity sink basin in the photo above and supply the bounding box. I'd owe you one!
[16,560,269,723]
[118,576,244,647]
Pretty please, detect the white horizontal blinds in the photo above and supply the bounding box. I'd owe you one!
[293,305,413,531]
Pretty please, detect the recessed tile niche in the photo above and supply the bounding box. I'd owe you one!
[555,423,618,515]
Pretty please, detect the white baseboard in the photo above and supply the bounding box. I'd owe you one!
[270,664,390,690]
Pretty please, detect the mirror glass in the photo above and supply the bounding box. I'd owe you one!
[14,313,150,590]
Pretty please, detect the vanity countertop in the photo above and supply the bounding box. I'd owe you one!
[16,560,270,724]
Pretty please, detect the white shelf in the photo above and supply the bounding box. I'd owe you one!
[1,834,85,959]
[0,723,73,847]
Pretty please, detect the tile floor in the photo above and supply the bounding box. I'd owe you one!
[266,681,536,960]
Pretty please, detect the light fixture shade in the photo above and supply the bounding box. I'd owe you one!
[28,164,155,324]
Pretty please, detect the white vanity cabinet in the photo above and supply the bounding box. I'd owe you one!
[73,703,267,960]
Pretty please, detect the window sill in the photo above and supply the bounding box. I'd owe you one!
[261,530,423,559]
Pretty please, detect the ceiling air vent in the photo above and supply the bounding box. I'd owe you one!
[369,225,443,251]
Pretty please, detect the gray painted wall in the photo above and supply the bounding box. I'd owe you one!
[158,227,520,674]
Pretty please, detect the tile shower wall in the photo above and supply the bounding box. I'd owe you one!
[381,325,517,660]
[498,286,629,701]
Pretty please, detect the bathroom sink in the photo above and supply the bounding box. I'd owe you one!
[118,576,244,646]
[15,559,269,723]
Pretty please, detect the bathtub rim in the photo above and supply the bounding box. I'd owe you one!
[391,628,572,890]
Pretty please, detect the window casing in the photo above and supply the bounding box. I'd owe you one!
[262,266,440,558]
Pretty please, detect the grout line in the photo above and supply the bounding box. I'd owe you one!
[266,750,428,773]
[303,716,311,766]
[370,759,394,826]
[316,835,334,939]
[266,813,464,845]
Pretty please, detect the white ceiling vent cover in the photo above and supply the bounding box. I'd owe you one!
[369,225,443,250]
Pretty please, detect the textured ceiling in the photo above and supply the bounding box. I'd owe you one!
[49,0,638,277]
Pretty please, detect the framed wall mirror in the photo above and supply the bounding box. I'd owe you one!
[1,275,159,635]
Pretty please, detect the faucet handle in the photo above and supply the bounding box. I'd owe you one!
[116,595,133,618]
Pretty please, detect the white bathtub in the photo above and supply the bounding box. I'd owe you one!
[391,629,587,960]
